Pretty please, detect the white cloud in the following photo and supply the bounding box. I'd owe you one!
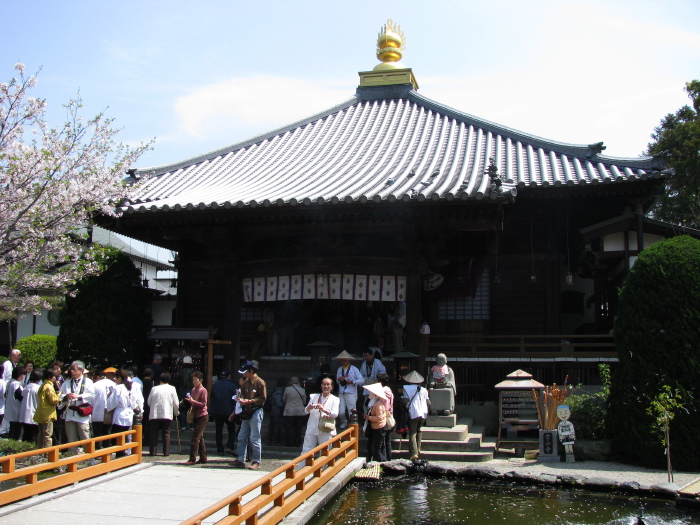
[175,76,353,138]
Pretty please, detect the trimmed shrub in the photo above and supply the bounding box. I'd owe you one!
[608,235,700,470]
[15,334,57,369]
[0,438,36,455]
[567,364,610,441]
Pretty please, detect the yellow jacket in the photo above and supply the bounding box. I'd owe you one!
[34,380,61,424]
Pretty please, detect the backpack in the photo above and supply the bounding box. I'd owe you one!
[263,395,273,413]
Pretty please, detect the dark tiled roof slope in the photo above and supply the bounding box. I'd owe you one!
[122,89,669,214]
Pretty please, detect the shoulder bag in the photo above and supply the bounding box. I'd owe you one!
[385,408,396,429]
[67,377,93,417]
[316,394,336,433]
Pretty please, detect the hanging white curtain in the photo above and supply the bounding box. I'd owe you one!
[242,274,407,303]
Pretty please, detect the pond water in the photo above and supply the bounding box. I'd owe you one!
[307,476,698,525]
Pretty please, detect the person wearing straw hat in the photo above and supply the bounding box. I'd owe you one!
[334,350,362,430]
[362,382,388,462]
[402,370,430,461]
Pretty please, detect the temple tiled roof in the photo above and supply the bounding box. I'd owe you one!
[122,87,670,215]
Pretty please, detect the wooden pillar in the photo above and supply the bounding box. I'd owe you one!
[223,262,242,374]
[407,271,422,359]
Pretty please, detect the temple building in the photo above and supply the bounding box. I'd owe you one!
[100,20,688,398]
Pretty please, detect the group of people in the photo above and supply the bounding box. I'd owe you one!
[228,348,430,465]
[1,346,435,468]
[0,349,185,460]
[331,349,430,463]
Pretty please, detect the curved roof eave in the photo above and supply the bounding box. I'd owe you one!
[120,88,669,216]
[408,91,663,170]
[135,96,361,178]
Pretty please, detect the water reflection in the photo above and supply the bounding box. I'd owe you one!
[307,476,698,525]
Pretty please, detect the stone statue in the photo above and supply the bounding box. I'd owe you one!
[427,353,456,416]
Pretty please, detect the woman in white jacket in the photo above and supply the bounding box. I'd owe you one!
[20,371,41,443]
[107,369,142,457]
[301,377,340,454]
[147,372,179,456]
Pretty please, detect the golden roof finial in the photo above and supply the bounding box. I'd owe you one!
[374,19,406,71]
[358,19,418,90]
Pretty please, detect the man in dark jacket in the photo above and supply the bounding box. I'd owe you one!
[211,370,237,454]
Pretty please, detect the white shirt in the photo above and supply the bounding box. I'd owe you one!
[403,384,429,420]
[108,383,140,427]
[0,379,6,415]
[20,382,40,425]
[147,384,180,420]
[1,360,14,382]
[335,365,363,395]
[359,359,387,391]
[60,375,96,424]
[5,379,24,423]
[93,378,115,423]
[304,393,340,437]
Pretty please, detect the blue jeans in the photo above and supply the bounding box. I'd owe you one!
[237,408,263,463]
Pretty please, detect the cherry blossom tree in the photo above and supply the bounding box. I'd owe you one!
[0,62,151,314]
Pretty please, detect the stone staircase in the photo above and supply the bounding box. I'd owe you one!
[388,415,495,462]
[174,414,495,462]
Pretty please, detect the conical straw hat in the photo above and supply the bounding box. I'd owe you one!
[334,350,355,360]
[403,370,424,384]
[362,382,388,400]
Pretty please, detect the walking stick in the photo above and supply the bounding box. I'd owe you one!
[176,417,182,454]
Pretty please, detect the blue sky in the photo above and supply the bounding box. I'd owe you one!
[4,0,699,169]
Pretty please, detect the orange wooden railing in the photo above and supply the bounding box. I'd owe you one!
[0,424,142,506]
[182,424,360,525]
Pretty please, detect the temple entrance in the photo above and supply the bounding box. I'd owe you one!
[240,299,402,361]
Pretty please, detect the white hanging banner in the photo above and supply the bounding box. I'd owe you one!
[278,275,290,301]
[354,275,368,301]
[316,274,328,299]
[367,275,382,301]
[290,275,303,300]
[397,276,407,301]
[342,274,355,300]
[329,274,342,299]
[382,275,396,301]
[243,274,407,302]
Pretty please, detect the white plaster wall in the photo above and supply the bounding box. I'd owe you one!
[16,310,60,339]
[152,299,176,326]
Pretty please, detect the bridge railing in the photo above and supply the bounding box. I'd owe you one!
[0,424,142,506]
[182,423,360,525]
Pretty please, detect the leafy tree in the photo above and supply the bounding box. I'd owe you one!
[608,236,700,469]
[57,247,153,367]
[647,80,700,228]
[0,62,150,314]
[14,334,57,368]
[647,385,687,482]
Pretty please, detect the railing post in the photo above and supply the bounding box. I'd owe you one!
[133,412,143,463]
[350,409,359,455]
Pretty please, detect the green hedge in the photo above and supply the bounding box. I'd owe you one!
[608,236,700,470]
[15,334,57,369]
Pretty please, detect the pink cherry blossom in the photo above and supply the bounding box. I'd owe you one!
[0,64,153,313]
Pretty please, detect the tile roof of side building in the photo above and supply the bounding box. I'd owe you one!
[121,85,671,215]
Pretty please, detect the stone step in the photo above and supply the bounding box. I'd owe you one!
[390,419,474,442]
[391,443,496,463]
[425,414,457,427]
[391,431,486,452]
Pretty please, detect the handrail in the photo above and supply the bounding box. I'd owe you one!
[0,425,142,506]
[182,424,360,525]
[426,333,616,355]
